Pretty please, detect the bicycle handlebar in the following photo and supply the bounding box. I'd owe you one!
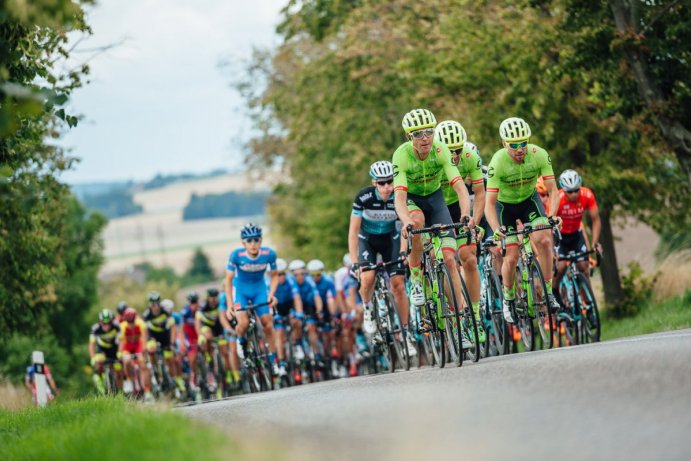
[359,257,406,273]
[499,219,559,257]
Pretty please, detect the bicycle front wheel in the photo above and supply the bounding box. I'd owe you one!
[528,260,554,349]
[487,270,509,355]
[438,264,464,367]
[575,272,601,343]
[385,292,409,371]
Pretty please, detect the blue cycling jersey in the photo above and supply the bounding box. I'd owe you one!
[295,276,320,307]
[171,312,182,327]
[226,247,277,286]
[275,276,299,304]
[314,275,336,304]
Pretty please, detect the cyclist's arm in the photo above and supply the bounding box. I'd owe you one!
[443,148,470,216]
[392,150,413,230]
[451,179,471,217]
[484,190,500,231]
[348,214,361,266]
[225,270,235,311]
[545,178,559,220]
[194,312,202,337]
[219,307,232,331]
[177,320,187,351]
[268,269,279,302]
[588,206,601,249]
[138,320,148,349]
[88,335,96,358]
[117,324,126,354]
[168,318,176,345]
[293,293,304,314]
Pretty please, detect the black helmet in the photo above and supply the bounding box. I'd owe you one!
[206,287,219,298]
[148,291,161,304]
[116,301,128,314]
[187,291,199,303]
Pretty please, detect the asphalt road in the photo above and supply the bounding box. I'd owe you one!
[181,329,691,460]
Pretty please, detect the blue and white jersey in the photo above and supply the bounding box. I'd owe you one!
[226,247,277,286]
[352,186,398,235]
[343,274,362,304]
[296,276,320,308]
[219,292,228,312]
[314,275,336,304]
[171,311,182,327]
[275,275,300,304]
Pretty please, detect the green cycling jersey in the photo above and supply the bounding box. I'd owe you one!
[486,144,555,204]
[442,142,484,205]
[392,140,462,196]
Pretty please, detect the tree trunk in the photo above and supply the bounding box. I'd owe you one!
[609,0,691,183]
[599,207,624,306]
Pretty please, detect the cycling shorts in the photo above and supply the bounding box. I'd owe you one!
[406,189,456,251]
[122,341,143,356]
[96,344,119,361]
[358,230,405,276]
[148,330,172,350]
[234,285,271,317]
[200,321,224,339]
[558,229,588,262]
[496,190,549,245]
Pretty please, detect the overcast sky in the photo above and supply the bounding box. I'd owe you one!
[59,0,282,184]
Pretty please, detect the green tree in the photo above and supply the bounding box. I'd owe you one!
[186,247,215,282]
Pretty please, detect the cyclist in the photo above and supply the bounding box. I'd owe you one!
[307,259,340,368]
[435,120,487,342]
[334,253,352,312]
[119,307,153,401]
[179,291,201,390]
[162,298,186,392]
[289,259,324,367]
[225,223,280,371]
[484,117,561,323]
[218,290,242,388]
[195,287,232,389]
[115,301,128,324]
[553,169,602,295]
[89,309,123,395]
[347,160,417,356]
[393,109,472,325]
[142,291,183,392]
[273,258,305,378]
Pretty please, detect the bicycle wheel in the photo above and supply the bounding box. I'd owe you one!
[252,330,273,391]
[373,292,394,373]
[487,270,509,355]
[575,272,601,343]
[423,271,446,368]
[196,351,212,400]
[528,260,554,349]
[386,292,410,371]
[438,264,464,366]
[514,266,536,351]
[458,272,481,363]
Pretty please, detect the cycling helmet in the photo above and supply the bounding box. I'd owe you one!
[99,309,114,324]
[240,223,262,240]
[288,259,306,272]
[161,299,174,314]
[148,291,161,304]
[276,258,288,272]
[206,287,219,298]
[342,253,352,267]
[369,161,394,179]
[434,120,467,149]
[116,301,128,315]
[559,169,582,192]
[123,307,137,323]
[499,117,531,141]
[401,108,437,133]
[307,259,325,273]
[187,291,199,303]
[536,176,547,194]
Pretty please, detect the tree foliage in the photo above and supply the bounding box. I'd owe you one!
[238,0,690,293]
[81,188,143,218]
[182,190,269,220]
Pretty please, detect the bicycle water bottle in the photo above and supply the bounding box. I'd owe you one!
[377,297,388,318]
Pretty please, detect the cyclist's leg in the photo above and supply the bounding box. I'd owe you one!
[427,190,463,303]
[357,233,377,304]
[525,191,554,290]
[496,200,520,300]
[405,194,427,272]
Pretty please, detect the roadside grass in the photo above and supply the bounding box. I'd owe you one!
[0,381,30,411]
[602,291,691,341]
[0,397,238,461]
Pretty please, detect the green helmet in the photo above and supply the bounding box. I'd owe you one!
[148,291,161,304]
[434,120,467,149]
[499,117,531,142]
[402,108,437,133]
[98,309,114,324]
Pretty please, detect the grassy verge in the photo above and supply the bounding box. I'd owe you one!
[602,291,691,341]
[0,398,237,461]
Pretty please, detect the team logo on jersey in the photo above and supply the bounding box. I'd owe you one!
[528,211,538,222]
[393,164,399,177]
[359,191,373,202]
[436,147,441,153]
[547,155,552,164]
[476,160,481,168]
[487,166,495,178]
[466,152,470,158]
[533,147,537,153]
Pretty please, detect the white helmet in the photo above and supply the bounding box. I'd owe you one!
[342,253,352,267]
[307,259,325,273]
[559,169,582,192]
[402,108,437,133]
[288,259,306,272]
[275,258,288,272]
[435,120,467,149]
[369,161,394,179]
[161,299,174,314]
[499,117,531,142]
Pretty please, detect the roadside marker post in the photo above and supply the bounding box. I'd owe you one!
[32,351,49,408]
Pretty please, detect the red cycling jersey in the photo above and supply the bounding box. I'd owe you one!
[556,186,598,234]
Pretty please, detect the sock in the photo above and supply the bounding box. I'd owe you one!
[545,278,553,292]
[232,370,241,382]
[472,301,481,318]
[503,285,515,301]
[269,352,276,364]
[410,264,422,282]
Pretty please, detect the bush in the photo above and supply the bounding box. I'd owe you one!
[609,261,658,318]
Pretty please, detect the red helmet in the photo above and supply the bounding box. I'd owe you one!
[123,307,137,323]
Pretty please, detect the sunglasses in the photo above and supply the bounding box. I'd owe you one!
[243,237,261,243]
[566,189,581,195]
[376,179,393,186]
[294,271,307,277]
[508,141,528,149]
[310,272,323,277]
[410,128,435,139]
[450,148,463,156]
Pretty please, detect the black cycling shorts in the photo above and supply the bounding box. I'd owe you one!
[358,230,405,276]
[558,229,588,262]
[406,189,455,249]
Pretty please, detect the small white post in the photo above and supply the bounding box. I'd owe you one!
[32,351,49,408]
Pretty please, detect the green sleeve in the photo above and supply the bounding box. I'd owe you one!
[439,144,461,184]
[392,144,409,191]
[486,151,502,193]
[462,149,484,183]
[537,146,555,180]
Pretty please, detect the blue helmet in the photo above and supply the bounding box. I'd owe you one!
[240,223,262,239]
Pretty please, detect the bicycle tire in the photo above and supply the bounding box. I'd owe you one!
[373,292,394,373]
[458,271,481,363]
[423,270,446,368]
[438,263,464,366]
[514,265,536,351]
[487,270,509,355]
[574,272,601,343]
[529,260,554,349]
[386,291,410,371]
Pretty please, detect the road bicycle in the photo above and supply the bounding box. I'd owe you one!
[557,249,602,346]
[239,301,274,392]
[479,240,509,356]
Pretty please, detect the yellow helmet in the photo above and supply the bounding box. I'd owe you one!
[499,117,531,142]
[434,120,467,149]
[402,109,437,133]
